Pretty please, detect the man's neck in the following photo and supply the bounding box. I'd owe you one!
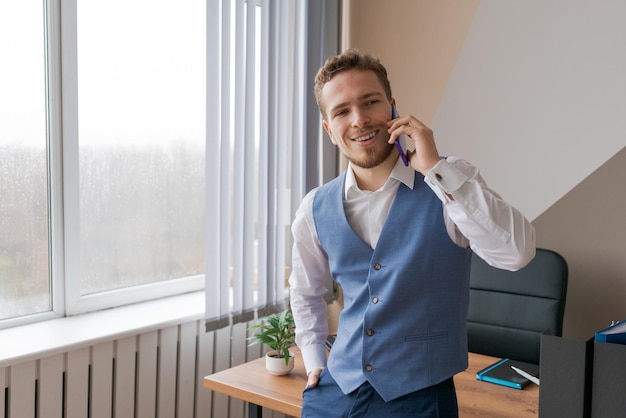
[351,155,398,192]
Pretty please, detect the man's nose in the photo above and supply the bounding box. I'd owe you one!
[350,109,370,127]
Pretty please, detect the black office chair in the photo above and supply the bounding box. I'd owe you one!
[467,248,568,365]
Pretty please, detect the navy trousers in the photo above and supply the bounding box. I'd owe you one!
[301,369,458,418]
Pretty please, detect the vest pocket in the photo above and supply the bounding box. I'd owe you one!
[404,330,448,342]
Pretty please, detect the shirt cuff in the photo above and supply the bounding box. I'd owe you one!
[300,343,328,374]
[425,159,469,194]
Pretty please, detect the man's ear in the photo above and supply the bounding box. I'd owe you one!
[322,120,336,144]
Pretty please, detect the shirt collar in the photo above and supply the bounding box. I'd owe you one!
[344,155,415,199]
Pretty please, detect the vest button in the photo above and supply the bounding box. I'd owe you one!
[373,263,381,270]
[372,297,379,304]
[435,173,443,181]
[366,329,375,336]
[364,365,373,372]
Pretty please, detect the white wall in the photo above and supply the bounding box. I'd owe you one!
[432,0,626,220]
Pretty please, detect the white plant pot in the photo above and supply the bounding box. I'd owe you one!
[265,350,294,375]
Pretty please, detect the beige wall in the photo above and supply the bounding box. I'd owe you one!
[344,0,626,340]
[344,0,479,126]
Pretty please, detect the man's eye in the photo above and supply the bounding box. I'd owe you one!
[335,110,348,117]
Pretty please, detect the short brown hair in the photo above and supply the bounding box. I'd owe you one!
[314,49,392,118]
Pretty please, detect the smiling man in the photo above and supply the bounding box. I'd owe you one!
[288,49,536,418]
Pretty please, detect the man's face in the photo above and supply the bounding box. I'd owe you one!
[321,69,394,169]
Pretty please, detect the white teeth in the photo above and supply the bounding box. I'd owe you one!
[354,132,375,142]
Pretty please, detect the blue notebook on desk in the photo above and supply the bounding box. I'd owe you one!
[476,358,539,390]
[595,320,626,345]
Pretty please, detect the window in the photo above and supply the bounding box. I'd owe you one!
[0,1,50,322]
[68,0,206,312]
[1,0,207,327]
[0,0,339,330]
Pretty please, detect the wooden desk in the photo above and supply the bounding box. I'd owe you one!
[204,348,539,417]
[455,353,538,417]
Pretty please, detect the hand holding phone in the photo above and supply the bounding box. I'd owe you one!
[391,104,410,166]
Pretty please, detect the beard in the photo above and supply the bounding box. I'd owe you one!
[347,141,395,169]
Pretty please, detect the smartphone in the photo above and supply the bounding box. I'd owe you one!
[391,104,410,166]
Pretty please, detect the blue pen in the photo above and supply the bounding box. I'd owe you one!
[391,104,410,166]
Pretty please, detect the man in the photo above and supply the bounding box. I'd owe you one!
[288,49,535,417]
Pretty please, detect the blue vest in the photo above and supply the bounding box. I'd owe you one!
[312,171,472,401]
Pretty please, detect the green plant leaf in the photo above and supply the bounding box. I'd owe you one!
[246,309,295,358]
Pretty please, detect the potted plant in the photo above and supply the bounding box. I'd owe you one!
[247,309,296,375]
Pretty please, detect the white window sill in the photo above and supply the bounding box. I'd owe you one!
[0,291,205,368]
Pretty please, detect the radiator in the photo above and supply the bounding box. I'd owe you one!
[0,320,286,418]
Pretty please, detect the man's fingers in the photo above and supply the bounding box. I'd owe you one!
[306,368,323,388]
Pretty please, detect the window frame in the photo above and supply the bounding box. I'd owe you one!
[57,0,205,316]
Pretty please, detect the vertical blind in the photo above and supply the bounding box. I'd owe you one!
[205,0,340,331]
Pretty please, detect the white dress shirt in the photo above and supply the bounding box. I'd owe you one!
[289,156,536,374]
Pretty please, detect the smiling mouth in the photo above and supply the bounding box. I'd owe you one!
[353,130,378,142]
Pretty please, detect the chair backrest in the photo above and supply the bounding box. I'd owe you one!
[467,248,568,364]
